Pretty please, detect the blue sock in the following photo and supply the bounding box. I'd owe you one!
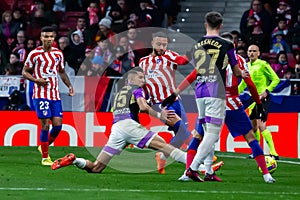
[249,140,264,158]
[187,137,201,151]
[50,125,62,138]
[40,129,49,142]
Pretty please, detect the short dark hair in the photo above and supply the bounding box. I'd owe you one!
[41,26,54,33]
[220,32,233,41]
[125,67,144,80]
[205,11,223,29]
[152,31,168,40]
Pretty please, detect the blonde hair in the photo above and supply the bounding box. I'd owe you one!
[2,10,12,23]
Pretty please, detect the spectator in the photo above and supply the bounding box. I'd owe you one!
[97,0,111,20]
[283,67,295,79]
[271,51,290,78]
[230,30,242,46]
[94,36,113,64]
[4,63,18,75]
[0,10,20,47]
[53,0,66,13]
[272,17,289,38]
[12,8,28,30]
[27,8,50,39]
[25,37,37,53]
[11,30,27,62]
[127,27,147,61]
[237,37,247,49]
[108,45,135,76]
[9,51,23,75]
[108,3,126,33]
[294,51,300,78]
[117,35,136,64]
[137,0,163,27]
[95,16,115,45]
[78,46,94,76]
[240,0,272,39]
[240,0,272,52]
[58,36,78,71]
[87,1,99,27]
[275,0,292,28]
[69,30,86,74]
[87,55,106,76]
[270,30,291,54]
[236,46,248,59]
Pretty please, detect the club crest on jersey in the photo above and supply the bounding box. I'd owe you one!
[43,110,48,116]
[156,59,162,64]
[55,57,59,63]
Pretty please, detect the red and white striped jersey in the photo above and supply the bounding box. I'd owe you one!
[24,46,65,100]
[226,54,248,110]
[139,50,187,104]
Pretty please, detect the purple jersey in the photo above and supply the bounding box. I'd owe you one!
[191,36,237,99]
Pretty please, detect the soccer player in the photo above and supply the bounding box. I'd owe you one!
[22,26,75,166]
[177,32,275,183]
[238,44,280,160]
[163,11,244,182]
[139,31,191,174]
[51,67,186,172]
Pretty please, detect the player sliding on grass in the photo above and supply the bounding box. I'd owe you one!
[52,67,187,172]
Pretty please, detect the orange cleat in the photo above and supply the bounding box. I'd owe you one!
[213,155,218,162]
[200,161,224,175]
[155,152,166,174]
[51,153,76,170]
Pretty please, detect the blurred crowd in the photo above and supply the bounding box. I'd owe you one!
[0,0,181,77]
[238,0,300,79]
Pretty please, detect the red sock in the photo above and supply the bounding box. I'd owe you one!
[48,136,55,145]
[255,155,268,174]
[186,149,197,170]
[41,142,49,158]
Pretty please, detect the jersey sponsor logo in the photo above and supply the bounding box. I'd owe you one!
[146,70,163,79]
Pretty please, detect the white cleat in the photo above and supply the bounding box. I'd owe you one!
[178,170,191,181]
[263,173,276,183]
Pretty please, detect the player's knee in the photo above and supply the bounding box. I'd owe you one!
[50,125,62,138]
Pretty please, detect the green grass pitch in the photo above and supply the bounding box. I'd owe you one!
[0,146,299,200]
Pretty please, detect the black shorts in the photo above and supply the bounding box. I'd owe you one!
[249,95,271,120]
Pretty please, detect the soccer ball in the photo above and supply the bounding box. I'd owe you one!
[258,155,277,174]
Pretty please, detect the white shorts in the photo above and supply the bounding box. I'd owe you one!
[196,97,226,125]
[103,119,157,155]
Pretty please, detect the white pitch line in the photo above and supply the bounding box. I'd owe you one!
[0,188,299,195]
[217,154,300,165]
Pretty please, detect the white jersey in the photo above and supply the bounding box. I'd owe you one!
[25,46,64,100]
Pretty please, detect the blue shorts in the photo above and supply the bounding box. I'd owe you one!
[224,107,253,138]
[33,98,63,119]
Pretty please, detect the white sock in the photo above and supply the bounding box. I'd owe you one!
[170,149,186,163]
[204,147,214,174]
[160,152,167,160]
[190,132,219,171]
[73,158,86,169]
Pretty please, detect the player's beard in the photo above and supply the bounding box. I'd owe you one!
[153,49,164,56]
